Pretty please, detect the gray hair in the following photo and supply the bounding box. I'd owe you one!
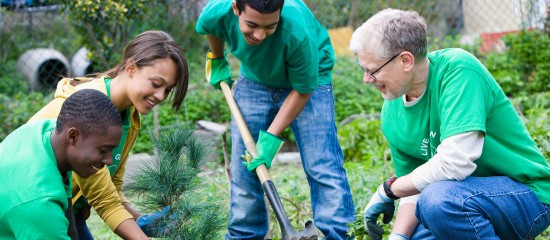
[350,8,428,59]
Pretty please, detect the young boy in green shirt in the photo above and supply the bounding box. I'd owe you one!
[0,89,122,239]
[196,0,355,239]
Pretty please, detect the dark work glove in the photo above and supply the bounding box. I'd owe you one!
[364,184,396,240]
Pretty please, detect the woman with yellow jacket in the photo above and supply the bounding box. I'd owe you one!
[29,30,189,240]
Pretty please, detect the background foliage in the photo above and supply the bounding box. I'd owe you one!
[1,0,549,239]
[58,0,149,70]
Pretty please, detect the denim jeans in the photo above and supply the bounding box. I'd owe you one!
[74,210,94,240]
[411,176,550,240]
[225,76,355,240]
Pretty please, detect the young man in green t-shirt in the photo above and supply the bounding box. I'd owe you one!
[0,89,122,239]
[196,0,355,239]
[349,8,550,240]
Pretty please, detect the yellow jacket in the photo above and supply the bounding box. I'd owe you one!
[28,77,141,231]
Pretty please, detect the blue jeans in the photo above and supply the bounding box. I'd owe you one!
[74,210,94,240]
[411,176,550,240]
[225,76,355,240]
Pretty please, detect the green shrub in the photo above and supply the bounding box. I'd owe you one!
[345,159,397,239]
[501,30,550,94]
[0,92,50,141]
[533,61,550,93]
[305,0,464,37]
[333,57,384,123]
[482,52,524,96]
[57,0,150,69]
[338,116,390,164]
[0,60,29,96]
[512,92,550,160]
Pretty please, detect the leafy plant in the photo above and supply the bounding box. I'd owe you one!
[501,30,550,94]
[512,92,550,160]
[0,92,49,141]
[333,57,384,123]
[0,60,28,96]
[346,213,369,240]
[344,160,395,239]
[305,0,464,39]
[338,117,391,164]
[482,52,524,96]
[56,0,150,69]
[266,165,314,238]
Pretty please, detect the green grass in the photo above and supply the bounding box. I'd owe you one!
[86,209,120,239]
[87,156,550,239]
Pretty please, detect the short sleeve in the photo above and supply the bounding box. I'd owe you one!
[196,0,230,38]
[438,67,494,140]
[287,37,318,93]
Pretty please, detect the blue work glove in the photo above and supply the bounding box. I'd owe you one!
[205,51,233,90]
[136,206,171,237]
[241,130,284,172]
[364,184,396,240]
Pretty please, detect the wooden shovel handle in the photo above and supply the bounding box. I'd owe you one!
[220,81,271,183]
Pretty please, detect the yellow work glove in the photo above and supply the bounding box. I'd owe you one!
[205,51,233,90]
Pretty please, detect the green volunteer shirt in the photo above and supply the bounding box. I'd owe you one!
[196,0,334,93]
[381,48,550,204]
[0,119,70,239]
[74,78,129,210]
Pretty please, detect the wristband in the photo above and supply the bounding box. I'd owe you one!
[383,176,400,200]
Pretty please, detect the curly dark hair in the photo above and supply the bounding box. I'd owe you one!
[56,89,122,137]
[235,0,284,14]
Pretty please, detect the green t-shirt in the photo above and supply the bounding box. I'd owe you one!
[381,48,550,204]
[0,119,70,239]
[196,0,334,93]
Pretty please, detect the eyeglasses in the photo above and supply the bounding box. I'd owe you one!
[357,52,401,80]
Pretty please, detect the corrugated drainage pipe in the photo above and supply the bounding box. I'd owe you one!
[71,47,94,77]
[16,48,71,91]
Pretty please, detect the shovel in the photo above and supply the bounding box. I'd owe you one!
[218,81,318,240]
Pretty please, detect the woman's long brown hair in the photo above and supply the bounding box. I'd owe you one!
[96,30,189,111]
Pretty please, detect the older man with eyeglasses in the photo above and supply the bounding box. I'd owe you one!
[350,8,550,240]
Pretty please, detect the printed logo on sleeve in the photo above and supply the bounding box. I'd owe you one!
[421,131,438,157]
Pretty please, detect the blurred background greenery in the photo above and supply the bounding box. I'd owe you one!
[1,0,549,239]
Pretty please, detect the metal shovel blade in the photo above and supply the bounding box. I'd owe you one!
[282,220,318,240]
